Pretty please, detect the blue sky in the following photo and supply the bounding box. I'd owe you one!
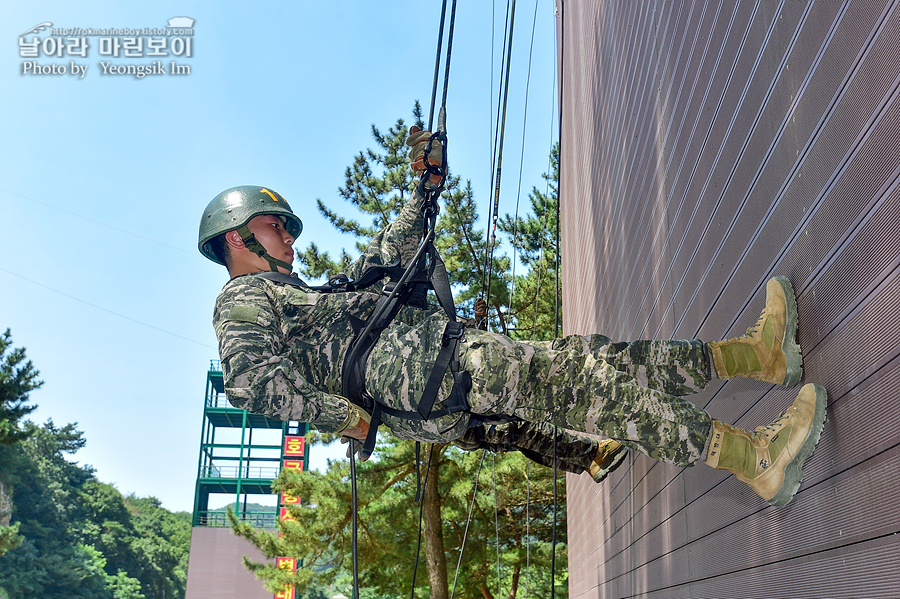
[0,0,558,512]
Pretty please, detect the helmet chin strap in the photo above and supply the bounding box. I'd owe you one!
[236,225,293,273]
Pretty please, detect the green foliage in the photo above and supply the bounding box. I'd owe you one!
[436,178,512,332]
[0,422,115,599]
[0,331,191,598]
[0,420,190,599]
[1,330,42,557]
[295,104,514,333]
[297,102,427,279]
[0,329,41,446]
[499,143,561,341]
[499,143,559,268]
[0,522,21,558]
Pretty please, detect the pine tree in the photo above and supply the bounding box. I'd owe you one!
[0,329,40,447]
[436,179,512,332]
[499,143,561,341]
[295,102,511,328]
[0,329,41,557]
[296,103,427,279]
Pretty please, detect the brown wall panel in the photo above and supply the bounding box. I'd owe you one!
[185,527,273,599]
[558,0,900,596]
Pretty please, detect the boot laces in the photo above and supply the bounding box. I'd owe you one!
[743,308,770,339]
[753,410,790,440]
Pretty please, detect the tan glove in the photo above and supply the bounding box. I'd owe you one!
[474,299,488,318]
[339,404,372,460]
[407,126,444,184]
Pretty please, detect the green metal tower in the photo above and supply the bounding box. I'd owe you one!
[191,360,309,528]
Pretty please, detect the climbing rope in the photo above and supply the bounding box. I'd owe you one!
[347,2,458,598]
[449,450,487,599]
[481,0,517,331]
[349,448,360,599]
[530,59,558,339]
[551,4,564,593]
[524,460,531,598]
[508,0,543,326]
[493,453,501,599]
[551,428,558,599]
[409,443,436,599]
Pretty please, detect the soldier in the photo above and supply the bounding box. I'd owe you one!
[199,128,826,507]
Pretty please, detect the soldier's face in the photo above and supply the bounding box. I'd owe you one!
[245,214,296,272]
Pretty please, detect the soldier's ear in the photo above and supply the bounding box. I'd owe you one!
[225,230,245,250]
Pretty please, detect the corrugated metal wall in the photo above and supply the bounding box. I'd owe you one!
[557,1,900,597]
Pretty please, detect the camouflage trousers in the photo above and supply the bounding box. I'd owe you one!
[367,313,713,466]
[454,420,598,474]
[457,330,714,467]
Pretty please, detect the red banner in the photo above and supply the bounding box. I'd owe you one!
[274,557,297,599]
[282,436,305,457]
[282,459,304,472]
[276,556,298,570]
[279,507,297,524]
[275,585,295,599]
[280,491,301,506]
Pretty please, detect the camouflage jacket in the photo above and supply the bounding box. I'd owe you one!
[213,189,463,435]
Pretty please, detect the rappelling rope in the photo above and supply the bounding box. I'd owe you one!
[349,448,360,599]
[530,61,558,338]
[409,443,436,599]
[551,427,558,599]
[550,2,565,593]
[449,450,488,599]
[493,453,502,599]
[508,0,542,326]
[406,1,459,593]
[481,0,517,331]
[524,460,531,599]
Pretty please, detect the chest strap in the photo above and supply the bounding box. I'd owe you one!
[253,256,472,459]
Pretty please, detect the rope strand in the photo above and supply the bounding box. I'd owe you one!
[508,0,542,326]
[482,0,513,314]
[427,0,449,131]
[484,0,518,334]
[450,451,487,599]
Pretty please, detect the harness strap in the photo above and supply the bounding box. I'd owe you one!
[428,247,457,320]
[253,254,472,440]
[361,405,382,460]
[417,320,468,419]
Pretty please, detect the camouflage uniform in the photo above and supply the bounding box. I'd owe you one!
[454,420,599,474]
[215,191,713,468]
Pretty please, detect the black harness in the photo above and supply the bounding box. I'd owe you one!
[254,179,472,459]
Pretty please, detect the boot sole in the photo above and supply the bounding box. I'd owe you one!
[767,383,827,507]
[773,275,803,387]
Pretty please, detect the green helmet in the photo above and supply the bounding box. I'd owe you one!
[198,185,303,267]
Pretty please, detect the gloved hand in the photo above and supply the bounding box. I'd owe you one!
[407,126,444,184]
[339,405,372,461]
[474,299,488,319]
[341,436,371,461]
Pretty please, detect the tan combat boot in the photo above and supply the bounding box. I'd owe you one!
[589,439,628,483]
[708,276,803,387]
[705,383,827,506]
